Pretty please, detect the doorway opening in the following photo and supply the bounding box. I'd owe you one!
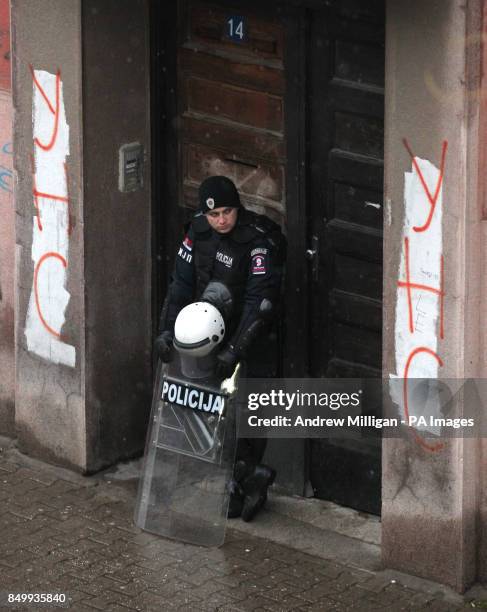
[151,0,385,515]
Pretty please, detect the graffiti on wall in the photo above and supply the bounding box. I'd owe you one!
[0,140,12,192]
[24,67,75,368]
[391,139,448,452]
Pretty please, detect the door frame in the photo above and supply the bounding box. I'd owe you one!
[150,0,180,348]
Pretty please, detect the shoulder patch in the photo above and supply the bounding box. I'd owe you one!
[251,252,267,275]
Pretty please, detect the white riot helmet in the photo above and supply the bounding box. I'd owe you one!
[173,302,225,357]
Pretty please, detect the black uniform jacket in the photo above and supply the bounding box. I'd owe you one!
[161,207,285,354]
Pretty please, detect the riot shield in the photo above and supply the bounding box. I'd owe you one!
[134,355,237,547]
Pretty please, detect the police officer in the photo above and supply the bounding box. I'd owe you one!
[155,175,285,521]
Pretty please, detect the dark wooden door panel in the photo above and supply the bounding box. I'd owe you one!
[180,46,285,94]
[334,111,384,159]
[333,254,382,300]
[336,0,385,22]
[185,77,284,131]
[327,220,382,261]
[329,84,384,123]
[310,438,381,515]
[334,39,384,86]
[326,357,380,379]
[184,143,284,193]
[333,323,381,365]
[333,182,383,229]
[182,117,286,163]
[330,290,382,331]
[328,151,383,189]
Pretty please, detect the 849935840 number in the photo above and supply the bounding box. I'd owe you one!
[4,592,67,607]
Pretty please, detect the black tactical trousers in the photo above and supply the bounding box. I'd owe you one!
[234,329,279,469]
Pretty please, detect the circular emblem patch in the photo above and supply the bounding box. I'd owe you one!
[206,197,215,209]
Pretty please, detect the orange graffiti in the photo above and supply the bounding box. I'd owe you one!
[30,65,61,152]
[29,66,72,346]
[403,347,445,453]
[399,138,448,453]
[34,252,67,339]
[402,138,448,233]
[30,152,71,234]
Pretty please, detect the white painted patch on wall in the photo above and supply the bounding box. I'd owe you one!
[390,157,443,432]
[24,69,75,368]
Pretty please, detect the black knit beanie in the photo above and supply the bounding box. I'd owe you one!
[198,175,241,213]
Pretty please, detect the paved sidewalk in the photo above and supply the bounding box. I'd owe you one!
[0,440,483,612]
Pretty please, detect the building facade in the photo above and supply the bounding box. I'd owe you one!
[1,0,487,592]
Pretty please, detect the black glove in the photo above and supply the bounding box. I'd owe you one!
[216,346,238,379]
[154,331,173,363]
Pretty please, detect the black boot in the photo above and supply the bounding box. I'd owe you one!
[241,464,276,522]
[227,459,254,518]
[227,479,244,519]
[233,459,251,482]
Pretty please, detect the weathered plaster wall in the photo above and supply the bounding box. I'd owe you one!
[82,0,151,471]
[0,0,14,435]
[12,0,86,469]
[383,0,482,591]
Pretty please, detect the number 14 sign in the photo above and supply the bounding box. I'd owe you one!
[226,16,246,42]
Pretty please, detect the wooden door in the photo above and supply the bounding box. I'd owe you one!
[307,0,385,514]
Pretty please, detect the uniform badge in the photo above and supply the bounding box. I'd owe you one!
[216,251,233,268]
[206,197,215,209]
[251,254,266,275]
[178,234,193,263]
